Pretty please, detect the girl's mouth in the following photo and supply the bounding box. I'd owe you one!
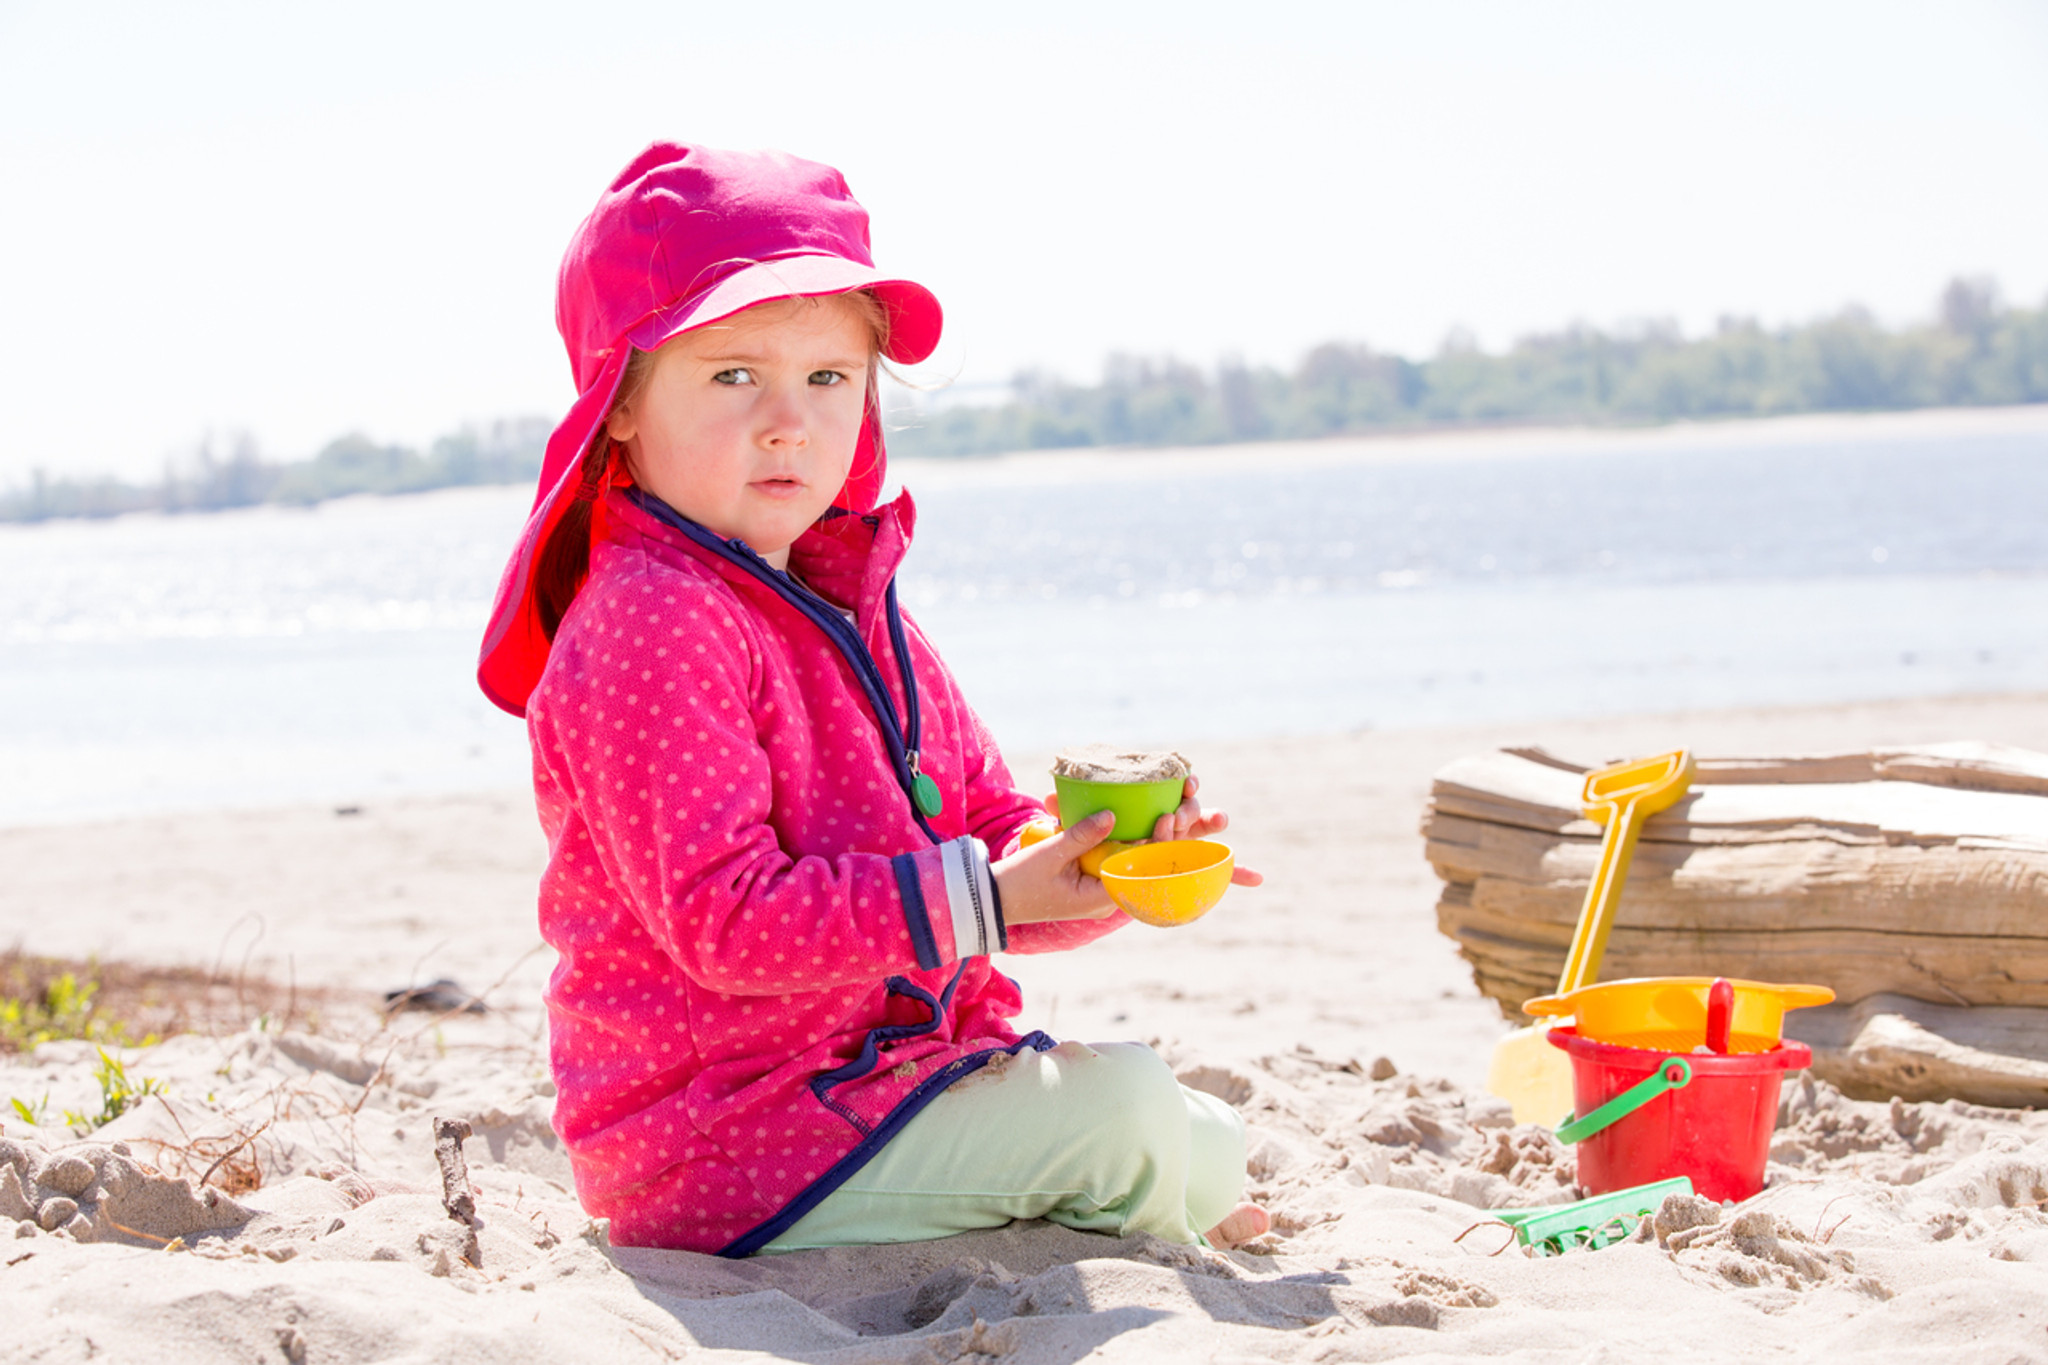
[752,475,806,500]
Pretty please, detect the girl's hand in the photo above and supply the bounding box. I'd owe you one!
[1152,774,1264,886]
[993,810,1121,924]
[1044,777,1264,888]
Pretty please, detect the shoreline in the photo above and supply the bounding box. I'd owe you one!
[8,401,2044,526]
[891,399,2048,489]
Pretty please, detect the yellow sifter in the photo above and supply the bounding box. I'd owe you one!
[1487,749,1697,1123]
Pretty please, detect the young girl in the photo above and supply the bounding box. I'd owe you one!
[478,142,1264,1257]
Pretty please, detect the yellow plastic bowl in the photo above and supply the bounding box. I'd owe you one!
[1521,976,1835,1051]
[1097,840,1234,928]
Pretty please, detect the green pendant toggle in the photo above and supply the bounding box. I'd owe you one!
[912,772,944,818]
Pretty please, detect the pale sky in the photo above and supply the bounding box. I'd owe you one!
[3,0,2045,482]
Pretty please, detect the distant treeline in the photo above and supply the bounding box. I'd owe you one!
[9,279,2046,523]
[0,418,552,524]
[889,277,2048,457]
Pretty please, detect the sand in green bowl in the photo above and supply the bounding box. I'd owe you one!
[1050,746,1191,841]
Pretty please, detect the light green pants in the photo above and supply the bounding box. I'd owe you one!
[763,1041,1246,1252]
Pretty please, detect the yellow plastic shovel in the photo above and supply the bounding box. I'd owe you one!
[1485,749,1697,1123]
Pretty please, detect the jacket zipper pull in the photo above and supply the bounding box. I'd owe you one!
[906,751,944,818]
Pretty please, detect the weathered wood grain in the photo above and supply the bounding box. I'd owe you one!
[1787,994,2048,1108]
[1428,745,2048,1105]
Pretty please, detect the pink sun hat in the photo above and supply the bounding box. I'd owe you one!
[477,141,943,716]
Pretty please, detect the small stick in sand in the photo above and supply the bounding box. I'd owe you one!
[102,1217,176,1246]
[433,1117,476,1225]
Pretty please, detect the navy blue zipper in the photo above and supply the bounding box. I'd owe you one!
[624,488,941,845]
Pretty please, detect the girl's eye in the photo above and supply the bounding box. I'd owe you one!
[713,367,755,386]
[809,370,847,387]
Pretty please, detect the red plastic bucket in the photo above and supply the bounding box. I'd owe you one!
[1546,1026,1810,1202]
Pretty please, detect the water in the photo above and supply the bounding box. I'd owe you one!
[3,417,2045,824]
[1,491,524,824]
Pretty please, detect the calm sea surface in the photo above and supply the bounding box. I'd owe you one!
[4,417,2045,824]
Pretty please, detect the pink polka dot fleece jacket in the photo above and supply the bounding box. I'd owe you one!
[528,487,1128,1255]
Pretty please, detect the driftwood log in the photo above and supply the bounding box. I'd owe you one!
[1790,995,2048,1108]
[1425,742,2048,1107]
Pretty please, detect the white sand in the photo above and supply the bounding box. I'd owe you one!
[1050,745,1192,783]
[6,691,2048,1361]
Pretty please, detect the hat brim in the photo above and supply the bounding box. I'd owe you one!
[625,254,942,366]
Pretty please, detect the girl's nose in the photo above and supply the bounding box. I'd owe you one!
[757,386,810,449]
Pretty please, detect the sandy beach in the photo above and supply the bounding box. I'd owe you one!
[5,691,2048,1360]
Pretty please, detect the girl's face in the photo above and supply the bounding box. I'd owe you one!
[607,296,873,570]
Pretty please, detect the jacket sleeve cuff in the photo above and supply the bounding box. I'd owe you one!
[891,836,1006,968]
[939,835,1004,959]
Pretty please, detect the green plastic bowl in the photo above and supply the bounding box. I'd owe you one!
[1051,773,1186,842]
